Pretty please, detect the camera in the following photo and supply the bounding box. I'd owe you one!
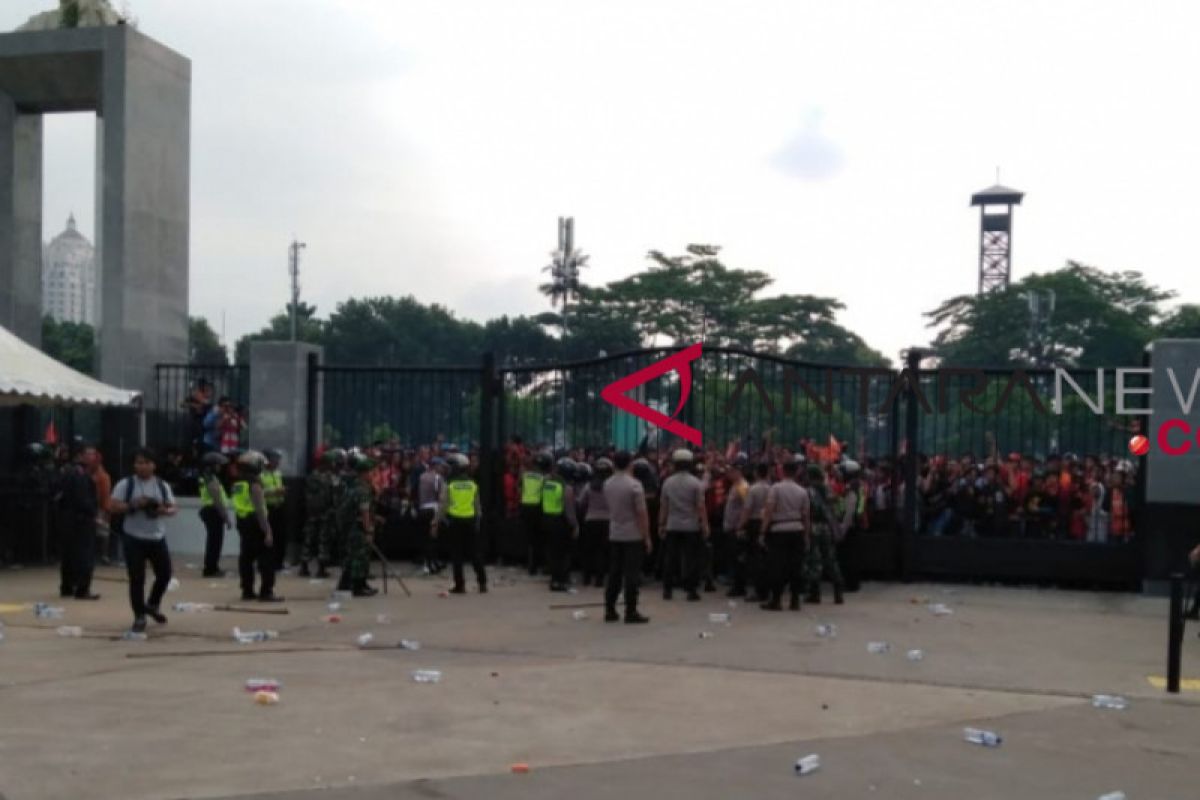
[142,499,162,519]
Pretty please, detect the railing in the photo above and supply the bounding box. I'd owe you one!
[151,364,250,457]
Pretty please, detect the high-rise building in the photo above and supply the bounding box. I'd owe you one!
[42,214,97,325]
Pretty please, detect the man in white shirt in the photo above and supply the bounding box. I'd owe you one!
[109,448,178,633]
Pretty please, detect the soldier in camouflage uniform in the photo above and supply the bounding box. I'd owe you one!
[804,464,845,605]
[337,453,378,597]
[299,449,340,578]
[328,451,352,568]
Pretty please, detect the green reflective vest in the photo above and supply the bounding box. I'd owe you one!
[199,476,229,508]
[262,470,284,508]
[231,481,255,519]
[521,472,544,506]
[447,479,478,519]
[542,479,564,516]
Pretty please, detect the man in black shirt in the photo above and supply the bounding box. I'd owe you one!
[58,443,100,600]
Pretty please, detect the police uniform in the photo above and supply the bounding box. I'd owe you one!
[804,471,845,605]
[438,463,487,593]
[542,465,578,591]
[261,462,287,569]
[761,468,808,611]
[199,462,231,577]
[742,476,770,601]
[232,461,280,601]
[520,464,546,574]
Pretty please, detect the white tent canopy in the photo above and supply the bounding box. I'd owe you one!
[0,323,140,407]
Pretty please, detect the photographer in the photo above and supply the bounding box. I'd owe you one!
[109,448,178,633]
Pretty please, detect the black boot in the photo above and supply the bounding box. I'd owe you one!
[352,583,378,597]
[605,607,620,623]
[833,584,845,605]
[316,564,331,579]
[789,593,801,611]
[806,583,821,604]
[298,562,312,578]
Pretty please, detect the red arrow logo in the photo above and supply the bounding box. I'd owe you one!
[601,343,703,446]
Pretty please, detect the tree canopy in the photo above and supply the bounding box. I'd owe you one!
[925,262,1177,367]
[233,244,888,367]
[41,316,95,375]
[188,316,229,365]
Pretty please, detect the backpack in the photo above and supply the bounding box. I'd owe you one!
[112,476,168,536]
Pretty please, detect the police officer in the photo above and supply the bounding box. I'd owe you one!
[835,459,863,593]
[760,456,810,611]
[521,452,551,575]
[738,462,771,602]
[299,449,338,578]
[231,451,283,602]
[579,458,612,588]
[58,442,100,600]
[804,465,845,605]
[417,456,448,575]
[543,457,579,592]
[199,452,232,578]
[632,457,661,578]
[658,449,709,601]
[261,449,288,569]
[436,453,487,594]
[339,452,378,597]
[603,450,652,624]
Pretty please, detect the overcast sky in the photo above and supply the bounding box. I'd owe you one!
[6,0,1200,362]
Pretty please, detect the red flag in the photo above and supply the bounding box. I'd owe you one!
[44,420,58,445]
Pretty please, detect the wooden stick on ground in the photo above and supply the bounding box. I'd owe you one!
[548,601,607,609]
[125,646,350,659]
[212,605,290,615]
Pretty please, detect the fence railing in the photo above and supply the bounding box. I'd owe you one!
[151,364,250,457]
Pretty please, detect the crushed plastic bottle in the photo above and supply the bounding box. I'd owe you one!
[794,754,820,775]
[906,649,925,661]
[254,690,280,705]
[572,610,589,620]
[329,590,351,602]
[327,602,342,612]
[308,578,326,585]
[411,669,442,683]
[56,626,83,637]
[815,623,838,638]
[245,678,282,692]
[356,633,375,648]
[232,627,279,644]
[698,631,714,639]
[727,600,739,609]
[33,603,65,619]
[1096,792,1126,800]
[375,614,391,624]
[867,641,891,654]
[1091,694,1128,710]
[121,631,148,641]
[171,602,213,613]
[928,603,954,616]
[166,577,181,593]
[399,639,421,651]
[708,612,731,624]
[963,727,1002,747]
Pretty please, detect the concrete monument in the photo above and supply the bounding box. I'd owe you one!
[0,7,189,398]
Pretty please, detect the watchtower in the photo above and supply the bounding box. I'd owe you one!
[971,183,1024,293]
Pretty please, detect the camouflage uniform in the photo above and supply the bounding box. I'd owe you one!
[804,483,844,600]
[328,472,349,565]
[302,470,334,567]
[340,479,372,587]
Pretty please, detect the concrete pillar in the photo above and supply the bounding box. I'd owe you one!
[1142,339,1200,582]
[0,26,190,396]
[95,28,191,398]
[0,92,43,346]
[248,342,323,477]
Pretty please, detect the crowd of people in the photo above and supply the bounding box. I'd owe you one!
[3,426,1144,632]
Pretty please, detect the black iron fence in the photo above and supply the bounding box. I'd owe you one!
[151,364,250,457]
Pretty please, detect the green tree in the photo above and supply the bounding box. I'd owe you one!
[41,316,95,375]
[1156,304,1200,339]
[927,262,1173,367]
[188,316,228,365]
[235,302,324,363]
